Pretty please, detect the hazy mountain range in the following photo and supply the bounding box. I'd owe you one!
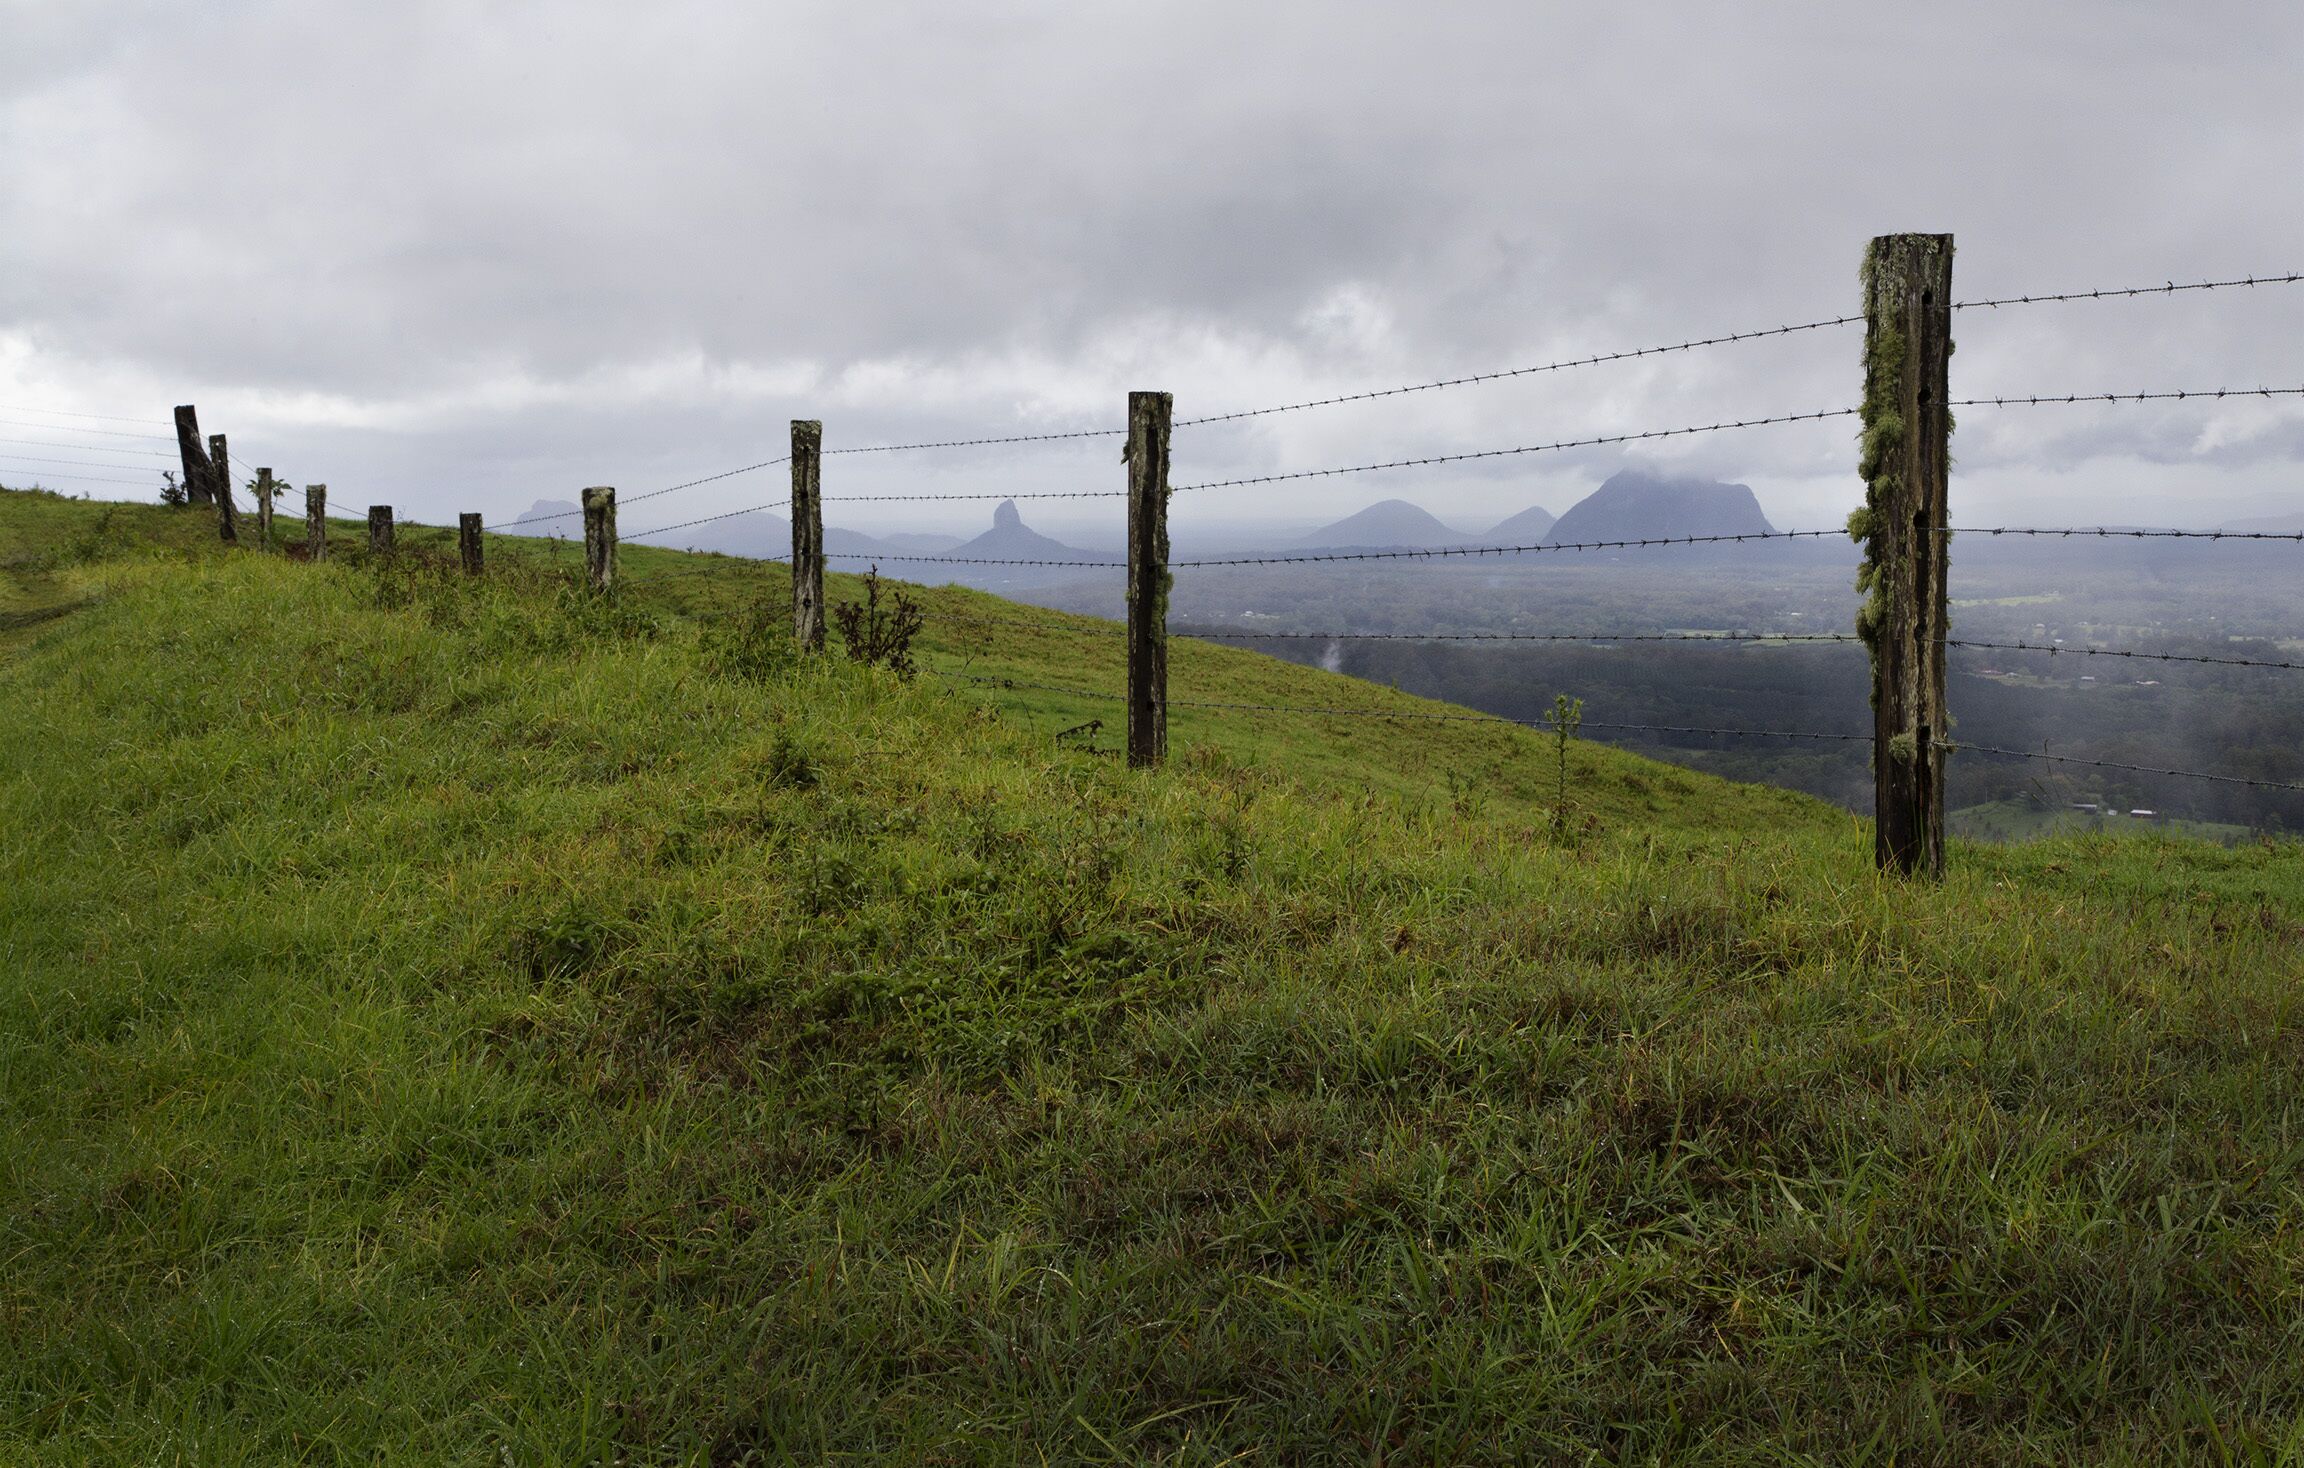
[503,467,2297,569]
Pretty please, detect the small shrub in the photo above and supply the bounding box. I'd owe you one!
[1544,693,1584,835]
[831,566,924,679]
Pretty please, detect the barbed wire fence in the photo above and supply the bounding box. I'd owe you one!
[13,257,2304,858]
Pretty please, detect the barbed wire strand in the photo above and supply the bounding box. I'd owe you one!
[826,427,1124,455]
[0,418,176,443]
[625,500,792,544]
[483,456,792,532]
[0,403,174,428]
[1173,408,1862,493]
[1940,742,2304,792]
[1952,386,2303,409]
[1174,317,1864,428]
[928,669,1868,741]
[0,435,173,459]
[1953,273,2304,311]
[0,470,161,488]
[1943,526,2304,541]
[934,613,2304,674]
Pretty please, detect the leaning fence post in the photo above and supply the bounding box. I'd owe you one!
[208,433,237,543]
[368,505,394,555]
[459,513,484,576]
[1855,232,1954,877]
[173,406,214,506]
[305,485,327,559]
[254,468,275,549]
[1126,389,1173,769]
[582,487,616,591]
[791,420,824,649]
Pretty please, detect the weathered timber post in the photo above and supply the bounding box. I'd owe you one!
[1853,232,1954,877]
[208,433,237,543]
[173,406,214,506]
[306,485,327,560]
[1125,390,1173,769]
[791,420,824,649]
[459,513,484,576]
[254,468,275,549]
[368,505,394,555]
[582,486,616,592]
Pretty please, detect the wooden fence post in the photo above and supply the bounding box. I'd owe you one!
[368,505,394,555]
[459,513,484,576]
[254,468,275,549]
[582,486,616,592]
[1126,390,1173,769]
[173,405,213,506]
[1856,232,1954,877]
[306,485,327,560]
[791,420,824,649]
[208,433,237,543]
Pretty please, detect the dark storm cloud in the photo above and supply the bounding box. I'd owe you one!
[2,0,2299,531]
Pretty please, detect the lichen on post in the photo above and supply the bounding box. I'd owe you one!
[1852,232,1954,877]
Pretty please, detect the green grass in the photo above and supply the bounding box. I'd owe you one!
[5,487,2304,1464]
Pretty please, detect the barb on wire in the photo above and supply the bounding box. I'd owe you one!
[1954,273,2304,311]
[0,417,176,442]
[1177,318,1863,428]
[1942,526,2304,542]
[825,427,1124,455]
[1172,408,1859,493]
[624,500,792,544]
[1949,638,2304,672]
[1941,742,2304,793]
[1174,528,1843,568]
[1952,386,2303,410]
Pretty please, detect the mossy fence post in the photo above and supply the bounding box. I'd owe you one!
[1854,232,1954,877]
[254,468,275,550]
[208,433,237,544]
[306,485,327,560]
[1126,389,1173,769]
[582,487,616,592]
[791,420,824,650]
[459,513,484,576]
[368,505,394,556]
[173,405,213,507]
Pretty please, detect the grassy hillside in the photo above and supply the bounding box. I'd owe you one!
[5,488,2304,1464]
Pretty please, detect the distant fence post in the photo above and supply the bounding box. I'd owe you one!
[1126,389,1173,769]
[306,485,327,560]
[459,513,484,576]
[254,468,275,549]
[208,433,237,543]
[582,486,616,591]
[1856,232,1954,877]
[791,420,824,649]
[173,405,213,506]
[368,505,394,555]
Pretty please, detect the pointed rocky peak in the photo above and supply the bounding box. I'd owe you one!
[992,499,1023,531]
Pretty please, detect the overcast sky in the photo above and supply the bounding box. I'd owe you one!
[3,0,2300,545]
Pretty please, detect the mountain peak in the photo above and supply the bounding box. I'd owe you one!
[1298,499,1469,549]
[1548,469,1774,544]
[992,499,1023,530]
